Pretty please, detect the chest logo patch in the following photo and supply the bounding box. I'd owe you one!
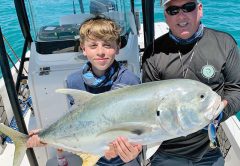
[201,65,216,79]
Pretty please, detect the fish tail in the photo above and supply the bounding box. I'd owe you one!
[0,123,28,166]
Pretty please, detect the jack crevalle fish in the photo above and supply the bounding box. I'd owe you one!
[0,79,224,166]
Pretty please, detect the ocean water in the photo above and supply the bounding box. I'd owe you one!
[0,0,239,119]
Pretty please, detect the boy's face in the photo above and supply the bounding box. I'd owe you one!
[81,39,120,77]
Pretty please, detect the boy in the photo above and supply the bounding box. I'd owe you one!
[27,16,142,165]
[67,15,142,166]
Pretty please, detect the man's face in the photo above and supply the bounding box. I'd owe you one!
[164,0,203,39]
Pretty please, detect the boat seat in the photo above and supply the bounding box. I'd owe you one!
[35,24,128,54]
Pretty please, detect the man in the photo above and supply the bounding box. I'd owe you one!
[142,0,240,165]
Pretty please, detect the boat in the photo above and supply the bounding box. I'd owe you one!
[0,0,239,165]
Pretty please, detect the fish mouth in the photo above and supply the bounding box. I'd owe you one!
[214,101,225,117]
[205,100,225,121]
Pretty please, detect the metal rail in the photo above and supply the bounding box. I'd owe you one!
[0,27,38,166]
[141,0,155,49]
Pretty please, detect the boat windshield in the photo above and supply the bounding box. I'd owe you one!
[25,0,133,42]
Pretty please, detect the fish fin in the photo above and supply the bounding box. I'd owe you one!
[112,83,130,90]
[76,152,100,166]
[97,122,153,137]
[56,88,95,106]
[0,123,28,166]
[146,143,161,159]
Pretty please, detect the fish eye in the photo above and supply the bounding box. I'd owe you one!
[200,94,205,99]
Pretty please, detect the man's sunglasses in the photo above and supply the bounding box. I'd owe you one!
[165,2,197,16]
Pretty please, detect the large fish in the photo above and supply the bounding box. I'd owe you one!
[0,79,224,166]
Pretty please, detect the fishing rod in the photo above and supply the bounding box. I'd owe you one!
[73,0,76,14]
[2,34,27,73]
[78,0,84,13]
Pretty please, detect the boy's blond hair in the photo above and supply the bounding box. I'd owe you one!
[79,16,121,46]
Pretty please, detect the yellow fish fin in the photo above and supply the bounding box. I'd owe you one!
[0,123,28,166]
[56,88,96,106]
[76,152,100,166]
